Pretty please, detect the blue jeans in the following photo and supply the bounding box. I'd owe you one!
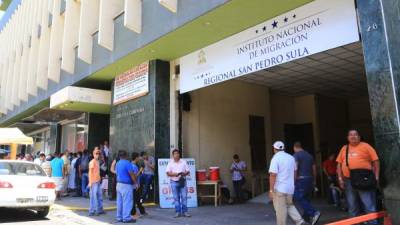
[89,182,103,214]
[294,177,317,218]
[344,179,378,225]
[330,186,340,206]
[170,181,188,214]
[81,173,89,195]
[327,175,340,206]
[116,183,133,222]
[140,174,153,201]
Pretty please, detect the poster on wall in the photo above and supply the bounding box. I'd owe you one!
[113,62,149,105]
[158,158,198,208]
[180,0,359,93]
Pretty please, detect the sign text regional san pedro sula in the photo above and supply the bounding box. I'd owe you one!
[203,18,320,86]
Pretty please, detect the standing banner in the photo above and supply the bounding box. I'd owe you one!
[158,158,198,208]
[180,0,359,93]
[113,62,149,105]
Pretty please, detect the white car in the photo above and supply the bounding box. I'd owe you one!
[0,160,56,218]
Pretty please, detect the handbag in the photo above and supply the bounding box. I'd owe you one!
[346,145,377,190]
[178,175,186,187]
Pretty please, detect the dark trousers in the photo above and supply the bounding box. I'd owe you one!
[233,179,244,201]
[140,174,153,201]
[131,187,145,215]
[111,174,117,200]
[326,175,340,206]
[75,175,82,196]
[294,177,317,218]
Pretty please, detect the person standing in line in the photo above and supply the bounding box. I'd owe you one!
[88,147,105,216]
[166,149,191,218]
[34,152,46,166]
[115,150,137,223]
[131,152,146,218]
[230,154,247,203]
[41,155,52,177]
[323,153,340,207]
[336,130,379,225]
[110,153,120,200]
[73,152,83,197]
[61,151,71,196]
[140,151,155,202]
[292,142,320,225]
[50,152,65,200]
[79,149,90,198]
[102,141,111,166]
[269,141,308,225]
[24,153,33,162]
[68,153,78,193]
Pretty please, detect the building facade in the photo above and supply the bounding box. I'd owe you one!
[0,0,399,222]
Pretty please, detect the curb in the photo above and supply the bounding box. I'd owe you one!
[52,202,157,212]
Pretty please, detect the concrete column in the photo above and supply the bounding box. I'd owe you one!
[109,60,170,159]
[357,0,400,223]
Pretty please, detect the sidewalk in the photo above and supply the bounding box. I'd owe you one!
[51,196,348,224]
[52,196,117,211]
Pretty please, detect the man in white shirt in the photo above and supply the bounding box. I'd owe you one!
[166,149,190,218]
[34,152,46,166]
[269,141,308,225]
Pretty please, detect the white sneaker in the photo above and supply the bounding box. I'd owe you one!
[183,212,191,217]
[174,213,180,218]
[311,211,321,225]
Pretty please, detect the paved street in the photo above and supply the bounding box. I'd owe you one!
[0,198,348,225]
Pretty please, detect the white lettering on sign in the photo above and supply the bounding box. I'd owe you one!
[113,62,149,105]
[180,0,359,93]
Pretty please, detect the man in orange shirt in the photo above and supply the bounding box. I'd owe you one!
[336,130,379,225]
[88,147,105,216]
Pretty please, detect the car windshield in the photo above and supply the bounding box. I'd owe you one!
[0,162,46,176]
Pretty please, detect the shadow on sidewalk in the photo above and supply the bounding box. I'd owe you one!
[0,208,50,223]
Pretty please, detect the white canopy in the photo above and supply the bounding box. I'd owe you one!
[0,128,33,145]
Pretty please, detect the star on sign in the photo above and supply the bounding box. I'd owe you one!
[272,20,278,28]
[284,17,288,23]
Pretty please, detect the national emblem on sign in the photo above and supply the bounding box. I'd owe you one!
[197,50,206,65]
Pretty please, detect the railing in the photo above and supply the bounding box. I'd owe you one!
[325,211,393,225]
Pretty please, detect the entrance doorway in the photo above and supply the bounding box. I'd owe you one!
[249,115,266,171]
[181,41,375,198]
[284,123,315,156]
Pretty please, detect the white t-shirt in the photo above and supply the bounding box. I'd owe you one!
[269,151,297,194]
[34,158,44,166]
[230,161,246,181]
[166,159,189,182]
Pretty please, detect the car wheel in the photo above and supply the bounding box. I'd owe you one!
[36,207,50,218]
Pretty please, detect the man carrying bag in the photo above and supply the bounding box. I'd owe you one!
[336,129,380,225]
